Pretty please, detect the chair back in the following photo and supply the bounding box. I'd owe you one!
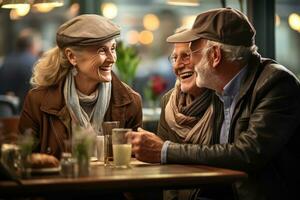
[0,95,19,117]
[0,116,20,145]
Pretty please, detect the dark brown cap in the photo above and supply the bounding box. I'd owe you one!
[56,14,120,48]
[167,8,256,47]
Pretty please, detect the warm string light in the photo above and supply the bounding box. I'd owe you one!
[1,0,32,9]
[33,3,53,12]
[143,14,160,31]
[33,0,63,8]
[15,3,30,16]
[126,30,139,45]
[101,2,118,19]
[288,13,300,32]
[275,14,280,27]
[139,30,153,45]
[2,0,64,16]
[126,30,154,45]
[167,0,199,6]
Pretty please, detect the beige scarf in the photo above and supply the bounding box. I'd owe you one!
[165,83,213,144]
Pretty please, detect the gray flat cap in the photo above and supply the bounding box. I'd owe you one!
[56,14,120,48]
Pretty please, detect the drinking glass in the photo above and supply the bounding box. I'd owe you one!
[95,135,104,162]
[1,144,20,173]
[102,121,120,166]
[112,128,132,169]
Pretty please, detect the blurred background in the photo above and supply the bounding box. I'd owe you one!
[0,0,299,117]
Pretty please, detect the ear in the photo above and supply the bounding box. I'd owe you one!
[64,48,77,66]
[211,45,221,68]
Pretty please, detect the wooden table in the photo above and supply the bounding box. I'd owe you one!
[0,160,247,198]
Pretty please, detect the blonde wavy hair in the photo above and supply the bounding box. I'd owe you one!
[30,46,74,87]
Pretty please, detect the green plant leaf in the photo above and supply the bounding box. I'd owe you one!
[116,41,140,86]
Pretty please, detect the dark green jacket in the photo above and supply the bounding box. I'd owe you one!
[166,54,300,200]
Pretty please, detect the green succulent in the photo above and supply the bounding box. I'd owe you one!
[72,124,95,160]
[17,129,37,156]
[116,41,140,86]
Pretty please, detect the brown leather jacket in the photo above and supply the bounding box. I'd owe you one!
[166,54,300,200]
[18,73,142,159]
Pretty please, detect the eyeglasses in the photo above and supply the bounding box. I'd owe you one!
[168,48,204,65]
[168,52,191,65]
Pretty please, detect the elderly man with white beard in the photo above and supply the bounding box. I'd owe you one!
[130,7,300,200]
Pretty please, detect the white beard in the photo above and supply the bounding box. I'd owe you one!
[194,55,213,89]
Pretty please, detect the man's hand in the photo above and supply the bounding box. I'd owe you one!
[130,127,163,163]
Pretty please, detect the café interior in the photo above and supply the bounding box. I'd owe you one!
[0,0,299,199]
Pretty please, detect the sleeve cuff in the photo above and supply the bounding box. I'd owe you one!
[161,140,171,164]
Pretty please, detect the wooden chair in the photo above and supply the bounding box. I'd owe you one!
[0,116,20,145]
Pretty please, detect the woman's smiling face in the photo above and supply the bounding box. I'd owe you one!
[74,39,117,84]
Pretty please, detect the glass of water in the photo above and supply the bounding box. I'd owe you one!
[111,128,132,169]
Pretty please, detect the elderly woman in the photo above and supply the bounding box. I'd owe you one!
[18,14,142,165]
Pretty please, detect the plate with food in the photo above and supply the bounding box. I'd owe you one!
[29,153,61,174]
[31,167,61,174]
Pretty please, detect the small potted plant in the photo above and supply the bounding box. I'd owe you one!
[115,41,140,86]
[72,125,95,177]
[17,129,36,178]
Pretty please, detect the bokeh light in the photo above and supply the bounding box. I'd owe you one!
[127,30,140,45]
[101,3,118,19]
[143,14,160,31]
[139,30,153,45]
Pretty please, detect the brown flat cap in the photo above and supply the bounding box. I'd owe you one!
[167,7,256,47]
[56,14,120,48]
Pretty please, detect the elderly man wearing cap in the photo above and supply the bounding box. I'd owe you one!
[158,27,223,200]
[18,15,142,166]
[131,8,300,200]
[159,27,222,152]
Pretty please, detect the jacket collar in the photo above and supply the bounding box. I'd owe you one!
[40,71,132,116]
[236,52,262,101]
[110,72,133,107]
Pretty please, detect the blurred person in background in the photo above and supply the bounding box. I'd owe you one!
[158,27,223,200]
[18,14,142,168]
[0,28,42,111]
